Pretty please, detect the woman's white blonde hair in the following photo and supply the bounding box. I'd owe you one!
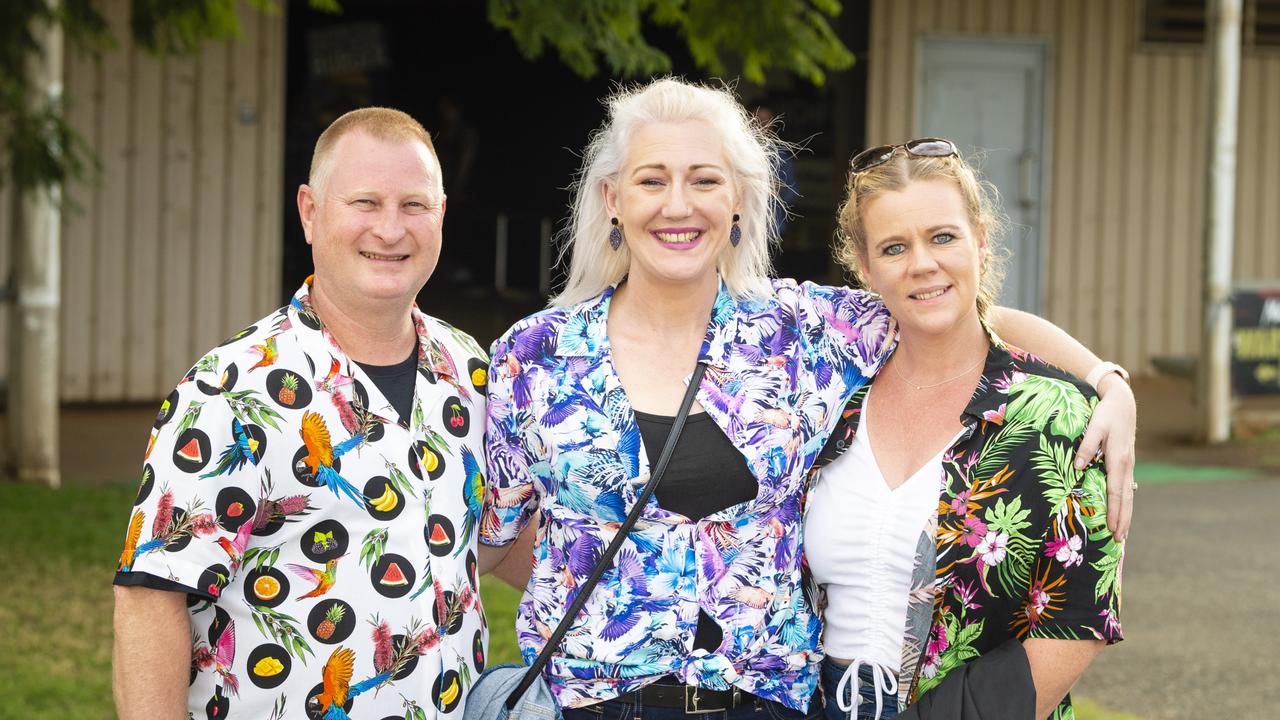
[551,77,785,307]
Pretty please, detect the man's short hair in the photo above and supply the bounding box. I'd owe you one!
[308,107,440,198]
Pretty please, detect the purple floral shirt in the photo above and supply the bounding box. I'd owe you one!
[481,279,894,710]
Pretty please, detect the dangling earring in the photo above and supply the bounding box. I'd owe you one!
[609,218,623,251]
[729,214,742,248]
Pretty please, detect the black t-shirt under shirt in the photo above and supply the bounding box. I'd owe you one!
[635,410,758,652]
[355,347,418,426]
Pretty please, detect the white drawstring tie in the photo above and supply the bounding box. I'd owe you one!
[835,659,898,720]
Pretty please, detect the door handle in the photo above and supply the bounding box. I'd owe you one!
[1019,152,1036,211]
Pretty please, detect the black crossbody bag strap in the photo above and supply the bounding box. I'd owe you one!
[505,362,708,710]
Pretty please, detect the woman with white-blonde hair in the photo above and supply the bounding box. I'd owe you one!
[476,78,1135,720]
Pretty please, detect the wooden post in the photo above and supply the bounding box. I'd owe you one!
[8,16,63,485]
[1200,0,1242,443]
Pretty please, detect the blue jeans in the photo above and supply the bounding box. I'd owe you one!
[820,660,899,720]
[562,687,823,720]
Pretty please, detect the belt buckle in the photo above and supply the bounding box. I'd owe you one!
[684,686,735,715]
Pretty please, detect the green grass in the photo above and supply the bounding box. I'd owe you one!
[1,481,130,719]
[1074,697,1146,720]
[0,480,1137,719]
[479,576,523,664]
[0,479,528,719]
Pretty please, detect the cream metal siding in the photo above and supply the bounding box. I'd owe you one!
[44,1,286,401]
[867,0,1280,373]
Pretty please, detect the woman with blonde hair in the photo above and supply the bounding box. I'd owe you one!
[805,139,1123,720]
[477,80,1133,720]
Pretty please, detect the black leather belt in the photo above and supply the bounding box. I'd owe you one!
[615,682,745,714]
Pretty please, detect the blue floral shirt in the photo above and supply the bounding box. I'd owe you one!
[480,279,894,710]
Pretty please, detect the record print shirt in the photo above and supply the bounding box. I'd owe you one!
[113,279,490,720]
[807,341,1124,718]
[481,279,895,711]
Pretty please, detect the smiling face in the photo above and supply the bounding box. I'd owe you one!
[298,130,445,316]
[602,120,740,292]
[859,178,986,339]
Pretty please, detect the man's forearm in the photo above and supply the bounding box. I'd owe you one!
[112,585,192,720]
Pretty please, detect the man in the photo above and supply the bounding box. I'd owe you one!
[112,108,490,719]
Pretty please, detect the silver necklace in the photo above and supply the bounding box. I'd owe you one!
[891,353,985,390]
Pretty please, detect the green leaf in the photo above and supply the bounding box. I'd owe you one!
[1031,434,1077,510]
[953,620,983,649]
[176,401,205,434]
[258,405,284,431]
[1079,467,1110,533]
[974,419,1037,478]
[984,495,1032,536]
[955,645,981,662]
[486,0,852,86]
[447,325,487,358]
[993,532,1035,596]
[386,463,416,499]
[242,547,263,569]
[1006,375,1092,439]
[1032,625,1083,641]
[1091,541,1122,600]
[938,650,966,676]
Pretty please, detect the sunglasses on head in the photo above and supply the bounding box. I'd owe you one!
[848,137,959,175]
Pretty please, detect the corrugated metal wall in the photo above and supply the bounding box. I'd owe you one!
[48,0,286,401]
[867,0,1280,372]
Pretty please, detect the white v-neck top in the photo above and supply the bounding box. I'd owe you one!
[804,390,949,669]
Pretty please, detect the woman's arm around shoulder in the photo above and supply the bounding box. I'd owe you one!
[789,280,897,379]
[991,307,1136,540]
[1011,368,1124,719]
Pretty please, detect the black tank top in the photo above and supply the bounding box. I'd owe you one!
[635,410,758,651]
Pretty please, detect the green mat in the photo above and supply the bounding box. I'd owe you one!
[1134,461,1265,484]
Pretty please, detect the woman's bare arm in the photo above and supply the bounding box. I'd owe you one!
[1023,637,1107,720]
[990,307,1137,540]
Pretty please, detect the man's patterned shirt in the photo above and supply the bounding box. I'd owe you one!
[114,280,489,719]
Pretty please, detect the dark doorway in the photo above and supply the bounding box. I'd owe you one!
[282,0,870,342]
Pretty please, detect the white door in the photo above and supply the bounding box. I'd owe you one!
[918,38,1048,313]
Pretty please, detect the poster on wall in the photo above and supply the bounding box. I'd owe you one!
[1232,285,1280,396]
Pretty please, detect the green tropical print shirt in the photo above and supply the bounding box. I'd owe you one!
[808,340,1124,719]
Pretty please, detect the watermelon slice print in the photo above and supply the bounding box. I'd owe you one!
[380,561,409,586]
[430,524,449,546]
[177,437,203,463]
